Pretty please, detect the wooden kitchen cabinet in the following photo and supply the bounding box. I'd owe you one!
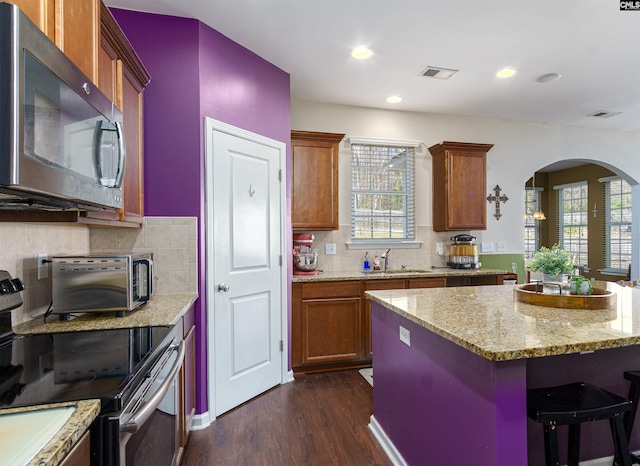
[177,305,196,464]
[363,279,406,358]
[87,3,150,226]
[291,131,345,230]
[7,0,99,82]
[292,281,365,371]
[60,431,90,466]
[428,141,494,231]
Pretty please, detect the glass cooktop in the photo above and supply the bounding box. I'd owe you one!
[0,326,173,412]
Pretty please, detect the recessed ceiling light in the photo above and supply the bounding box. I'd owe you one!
[351,46,374,59]
[495,67,517,78]
[386,96,402,104]
[536,73,562,83]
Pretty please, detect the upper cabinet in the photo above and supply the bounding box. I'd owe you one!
[291,131,345,231]
[428,141,493,231]
[92,2,150,225]
[7,0,99,82]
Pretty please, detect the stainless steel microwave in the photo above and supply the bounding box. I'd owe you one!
[0,3,125,211]
[51,253,153,319]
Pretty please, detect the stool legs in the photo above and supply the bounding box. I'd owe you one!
[543,421,560,466]
[612,413,632,466]
[623,375,640,464]
[567,423,581,466]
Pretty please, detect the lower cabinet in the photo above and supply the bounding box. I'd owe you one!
[292,281,364,371]
[178,305,196,463]
[292,274,501,373]
[60,431,90,466]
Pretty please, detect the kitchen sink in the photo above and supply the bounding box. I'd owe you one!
[361,269,433,274]
[0,405,75,465]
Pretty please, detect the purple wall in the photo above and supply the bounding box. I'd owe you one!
[111,9,291,416]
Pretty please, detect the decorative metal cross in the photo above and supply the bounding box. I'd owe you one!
[486,185,509,221]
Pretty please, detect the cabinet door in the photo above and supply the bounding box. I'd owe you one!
[291,131,344,230]
[5,0,55,41]
[300,297,363,365]
[56,0,99,82]
[364,280,406,358]
[120,65,144,222]
[180,324,196,449]
[446,150,486,230]
[60,431,90,466]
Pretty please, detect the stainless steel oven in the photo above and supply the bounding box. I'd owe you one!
[101,328,185,466]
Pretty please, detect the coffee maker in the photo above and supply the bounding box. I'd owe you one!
[293,233,319,275]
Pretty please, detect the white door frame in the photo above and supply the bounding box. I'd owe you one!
[204,117,290,423]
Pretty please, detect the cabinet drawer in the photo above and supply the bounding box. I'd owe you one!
[408,278,446,288]
[364,279,406,291]
[302,281,360,299]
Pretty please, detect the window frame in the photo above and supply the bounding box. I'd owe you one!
[347,139,420,250]
[524,187,543,258]
[600,176,632,275]
[555,181,589,267]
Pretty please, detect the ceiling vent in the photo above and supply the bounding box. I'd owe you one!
[589,110,621,118]
[419,66,458,80]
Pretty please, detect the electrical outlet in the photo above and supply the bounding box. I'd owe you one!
[325,243,337,255]
[399,326,410,346]
[436,242,444,255]
[497,242,507,252]
[481,242,494,253]
[37,253,48,280]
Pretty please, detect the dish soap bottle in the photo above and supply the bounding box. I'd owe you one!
[363,252,371,271]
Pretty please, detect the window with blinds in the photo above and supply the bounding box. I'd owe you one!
[524,188,541,258]
[556,181,588,266]
[351,143,415,240]
[602,176,632,274]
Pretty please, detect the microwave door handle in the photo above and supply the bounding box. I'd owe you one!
[114,121,126,188]
[120,341,185,434]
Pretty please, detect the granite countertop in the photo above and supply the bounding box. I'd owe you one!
[13,292,198,335]
[366,282,640,361]
[0,400,101,466]
[292,267,509,283]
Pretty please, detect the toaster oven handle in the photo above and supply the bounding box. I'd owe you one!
[120,341,185,434]
[136,258,153,301]
[114,121,126,188]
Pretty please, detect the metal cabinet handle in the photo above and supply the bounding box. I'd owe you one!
[218,283,230,292]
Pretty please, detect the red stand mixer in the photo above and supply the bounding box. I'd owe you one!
[293,233,319,275]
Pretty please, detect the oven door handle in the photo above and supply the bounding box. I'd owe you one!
[120,341,185,434]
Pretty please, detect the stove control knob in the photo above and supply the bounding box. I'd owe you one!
[217,283,230,293]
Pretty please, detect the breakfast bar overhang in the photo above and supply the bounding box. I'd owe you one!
[366,283,640,466]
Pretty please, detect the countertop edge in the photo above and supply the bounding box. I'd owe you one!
[0,399,102,466]
[13,292,199,335]
[292,268,509,283]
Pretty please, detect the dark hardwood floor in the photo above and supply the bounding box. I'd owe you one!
[182,369,392,466]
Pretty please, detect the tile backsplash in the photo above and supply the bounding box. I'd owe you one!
[90,217,198,296]
[0,216,197,326]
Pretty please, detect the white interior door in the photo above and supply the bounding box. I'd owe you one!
[205,118,287,417]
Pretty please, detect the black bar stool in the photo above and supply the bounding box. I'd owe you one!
[527,381,633,466]
[623,371,640,463]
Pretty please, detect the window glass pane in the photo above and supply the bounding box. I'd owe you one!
[605,178,632,270]
[524,189,541,258]
[559,182,588,266]
[351,144,415,240]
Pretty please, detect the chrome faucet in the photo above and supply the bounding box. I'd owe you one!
[383,249,391,271]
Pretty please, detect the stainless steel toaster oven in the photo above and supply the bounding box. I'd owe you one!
[51,252,153,319]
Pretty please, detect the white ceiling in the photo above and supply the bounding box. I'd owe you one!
[105,0,640,132]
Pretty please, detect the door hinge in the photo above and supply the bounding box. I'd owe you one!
[279,340,283,352]
[279,255,283,266]
[279,169,282,181]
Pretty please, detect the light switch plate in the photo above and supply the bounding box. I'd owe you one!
[497,242,507,252]
[481,242,494,253]
[325,243,337,255]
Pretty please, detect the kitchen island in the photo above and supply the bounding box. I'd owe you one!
[366,283,640,465]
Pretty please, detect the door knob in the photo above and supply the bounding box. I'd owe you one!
[217,283,230,292]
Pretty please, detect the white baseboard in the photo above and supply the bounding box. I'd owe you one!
[368,415,407,466]
[190,412,211,431]
[285,369,295,383]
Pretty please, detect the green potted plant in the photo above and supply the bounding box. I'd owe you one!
[528,244,575,281]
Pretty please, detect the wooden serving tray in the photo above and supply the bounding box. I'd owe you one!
[514,284,616,309]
